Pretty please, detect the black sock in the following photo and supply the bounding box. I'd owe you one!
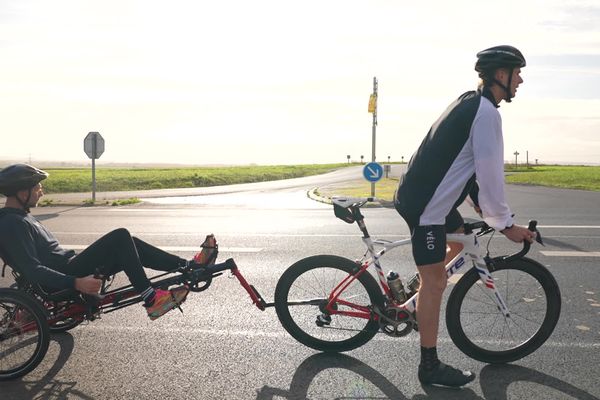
[420,346,441,371]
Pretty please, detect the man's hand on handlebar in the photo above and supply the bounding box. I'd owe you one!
[501,224,536,244]
[75,275,102,295]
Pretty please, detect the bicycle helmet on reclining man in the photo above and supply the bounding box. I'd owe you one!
[0,164,49,212]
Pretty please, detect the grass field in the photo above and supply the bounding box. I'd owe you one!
[12,163,600,199]
[40,164,352,194]
[315,164,600,201]
[504,165,600,191]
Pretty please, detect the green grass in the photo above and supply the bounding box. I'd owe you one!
[41,164,352,194]
[315,178,399,202]
[505,165,600,191]
[111,198,141,206]
[316,164,600,201]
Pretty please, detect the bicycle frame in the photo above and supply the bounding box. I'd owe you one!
[326,199,511,322]
[362,232,508,316]
[12,258,268,333]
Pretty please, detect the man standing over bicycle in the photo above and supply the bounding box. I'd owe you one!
[394,45,536,387]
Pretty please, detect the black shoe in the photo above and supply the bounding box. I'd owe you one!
[418,362,476,387]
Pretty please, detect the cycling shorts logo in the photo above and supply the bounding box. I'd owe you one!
[426,230,435,251]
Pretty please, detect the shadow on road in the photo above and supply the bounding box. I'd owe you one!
[256,353,599,400]
[256,352,481,400]
[35,206,84,221]
[1,333,95,400]
[479,364,599,400]
[542,236,588,252]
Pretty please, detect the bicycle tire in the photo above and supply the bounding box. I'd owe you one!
[446,257,561,364]
[0,289,50,380]
[9,283,83,333]
[274,255,385,352]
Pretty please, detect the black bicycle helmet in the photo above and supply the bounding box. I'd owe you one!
[475,45,526,103]
[0,164,49,196]
[475,45,526,73]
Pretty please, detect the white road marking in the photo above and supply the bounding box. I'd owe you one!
[539,225,600,229]
[53,232,412,238]
[447,273,463,284]
[540,251,600,257]
[82,325,600,349]
[62,245,262,253]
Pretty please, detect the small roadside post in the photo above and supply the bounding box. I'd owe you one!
[368,77,378,196]
[83,132,105,202]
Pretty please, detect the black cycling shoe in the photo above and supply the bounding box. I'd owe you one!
[418,362,476,387]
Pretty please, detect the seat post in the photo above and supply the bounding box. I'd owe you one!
[351,207,370,238]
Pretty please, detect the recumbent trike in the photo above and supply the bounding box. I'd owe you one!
[0,238,268,381]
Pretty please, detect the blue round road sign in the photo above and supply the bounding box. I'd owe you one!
[363,162,383,182]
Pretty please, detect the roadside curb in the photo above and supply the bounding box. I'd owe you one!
[306,187,394,208]
[306,187,332,205]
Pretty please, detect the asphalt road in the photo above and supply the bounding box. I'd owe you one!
[1,166,599,400]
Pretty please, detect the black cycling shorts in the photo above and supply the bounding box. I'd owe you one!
[396,208,464,266]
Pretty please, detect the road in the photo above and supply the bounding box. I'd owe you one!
[1,166,599,399]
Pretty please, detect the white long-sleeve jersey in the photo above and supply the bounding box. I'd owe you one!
[395,89,514,231]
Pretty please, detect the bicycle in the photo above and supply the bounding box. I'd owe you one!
[274,197,561,364]
[0,238,267,381]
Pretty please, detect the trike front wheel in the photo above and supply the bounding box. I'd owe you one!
[446,257,561,364]
[274,255,384,352]
[0,289,50,380]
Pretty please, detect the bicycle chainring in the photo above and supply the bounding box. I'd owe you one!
[378,306,416,337]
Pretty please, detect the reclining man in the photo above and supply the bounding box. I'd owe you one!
[0,164,216,320]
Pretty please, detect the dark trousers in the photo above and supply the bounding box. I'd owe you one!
[58,228,186,293]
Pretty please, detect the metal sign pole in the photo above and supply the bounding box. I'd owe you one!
[84,131,104,203]
[92,133,97,202]
[371,77,378,197]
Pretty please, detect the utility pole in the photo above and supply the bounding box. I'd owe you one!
[368,77,378,196]
[514,151,520,168]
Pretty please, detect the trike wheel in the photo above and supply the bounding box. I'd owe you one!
[0,289,50,380]
[446,257,561,364]
[9,283,83,333]
[274,255,384,352]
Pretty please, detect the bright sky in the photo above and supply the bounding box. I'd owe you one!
[1,0,599,166]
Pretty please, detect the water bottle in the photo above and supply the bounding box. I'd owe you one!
[386,271,407,302]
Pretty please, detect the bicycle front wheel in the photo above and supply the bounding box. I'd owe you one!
[275,255,384,352]
[446,257,561,364]
[0,289,50,380]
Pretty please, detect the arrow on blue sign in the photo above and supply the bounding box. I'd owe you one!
[362,162,383,182]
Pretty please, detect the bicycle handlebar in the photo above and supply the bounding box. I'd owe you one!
[465,219,543,261]
[331,198,542,261]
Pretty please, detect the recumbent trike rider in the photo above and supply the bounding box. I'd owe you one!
[0,164,267,380]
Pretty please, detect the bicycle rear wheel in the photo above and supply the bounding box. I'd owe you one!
[274,255,384,352]
[0,289,50,380]
[446,257,561,364]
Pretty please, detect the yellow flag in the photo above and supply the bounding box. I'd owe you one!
[368,94,377,113]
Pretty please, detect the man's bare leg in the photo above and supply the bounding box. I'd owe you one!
[416,239,474,386]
